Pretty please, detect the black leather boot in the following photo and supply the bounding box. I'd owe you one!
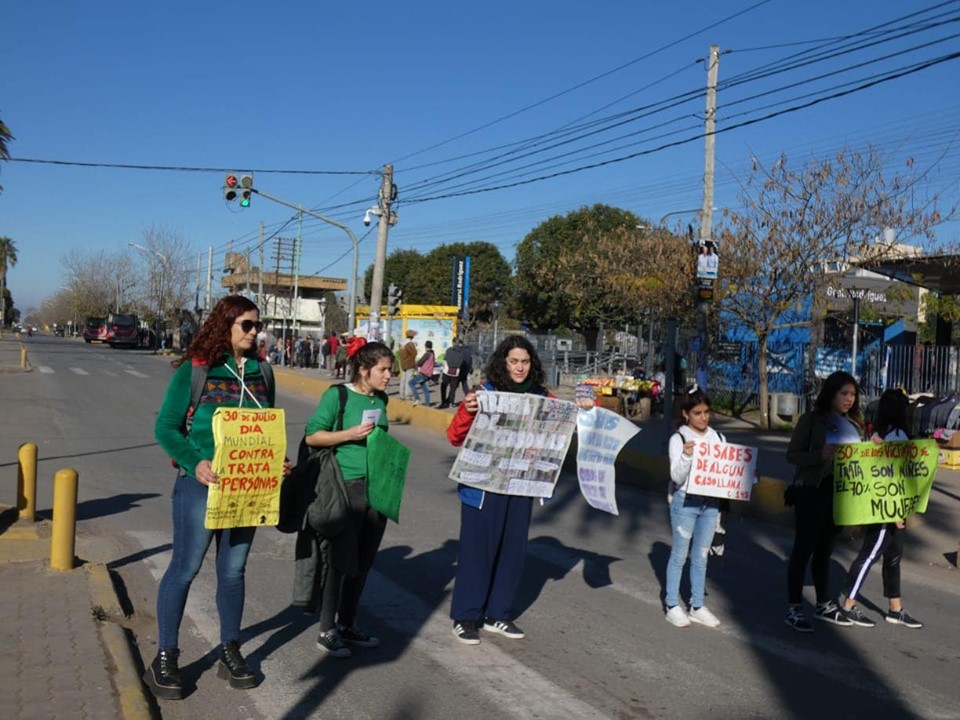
[143,648,183,700]
[217,640,258,689]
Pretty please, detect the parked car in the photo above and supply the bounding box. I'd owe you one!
[82,317,109,343]
[106,313,140,348]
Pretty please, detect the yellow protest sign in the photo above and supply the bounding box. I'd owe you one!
[205,407,287,530]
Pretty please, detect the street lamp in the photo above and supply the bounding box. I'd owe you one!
[318,296,327,339]
[128,242,166,353]
[491,300,500,348]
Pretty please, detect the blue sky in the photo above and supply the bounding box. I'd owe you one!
[2,0,959,312]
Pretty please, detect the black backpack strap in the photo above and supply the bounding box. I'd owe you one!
[335,383,348,431]
[259,360,275,400]
[184,364,209,434]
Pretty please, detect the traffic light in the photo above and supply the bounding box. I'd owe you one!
[387,283,403,316]
[223,173,240,202]
[239,174,254,207]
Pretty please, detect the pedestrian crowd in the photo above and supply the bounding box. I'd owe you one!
[145,299,924,703]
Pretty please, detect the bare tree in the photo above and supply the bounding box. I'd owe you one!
[717,147,952,429]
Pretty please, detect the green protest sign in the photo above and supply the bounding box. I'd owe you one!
[833,439,937,526]
[366,427,411,523]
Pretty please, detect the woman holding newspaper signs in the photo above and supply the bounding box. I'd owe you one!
[149,295,286,700]
[446,335,594,645]
[447,335,551,644]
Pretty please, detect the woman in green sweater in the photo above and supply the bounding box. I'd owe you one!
[303,341,393,658]
[147,295,282,700]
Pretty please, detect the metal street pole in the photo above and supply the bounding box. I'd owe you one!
[368,164,395,341]
[251,188,359,332]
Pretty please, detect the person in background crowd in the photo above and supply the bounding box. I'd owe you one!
[301,342,394,657]
[838,388,923,629]
[332,333,347,378]
[147,295,290,700]
[409,340,435,406]
[321,331,332,370]
[663,389,723,629]
[457,339,474,399]
[439,337,465,409]
[399,329,418,401]
[784,370,863,632]
[327,332,341,375]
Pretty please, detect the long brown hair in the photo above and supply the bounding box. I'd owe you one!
[172,295,260,368]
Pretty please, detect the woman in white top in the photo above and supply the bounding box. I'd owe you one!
[838,389,923,629]
[664,390,723,628]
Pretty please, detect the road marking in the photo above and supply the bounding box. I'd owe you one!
[36,366,55,374]
[101,369,119,376]
[124,370,148,378]
[360,571,607,719]
[70,367,90,375]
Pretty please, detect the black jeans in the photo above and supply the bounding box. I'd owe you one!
[843,523,902,601]
[787,480,836,605]
[440,374,459,406]
[318,479,387,632]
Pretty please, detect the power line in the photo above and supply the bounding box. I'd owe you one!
[7,157,377,175]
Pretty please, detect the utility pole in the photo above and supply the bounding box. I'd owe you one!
[696,44,720,392]
[205,246,213,318]
[368,163,395,341]
[292,210,303,336]
[258,221,264,309]
[194,252,202,316]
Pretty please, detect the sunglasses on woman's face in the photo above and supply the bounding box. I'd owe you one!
[235,319,264,334]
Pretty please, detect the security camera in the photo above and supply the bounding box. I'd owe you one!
[364,206,383,226]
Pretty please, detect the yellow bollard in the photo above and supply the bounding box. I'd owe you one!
[50,468,79,571]
[17,442,38,522]
[20,346,27,368]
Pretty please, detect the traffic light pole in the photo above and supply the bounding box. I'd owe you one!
[250,188,359,332]
[367,164,395,341]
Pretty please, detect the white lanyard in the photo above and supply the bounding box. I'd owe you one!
[223,359,264,409]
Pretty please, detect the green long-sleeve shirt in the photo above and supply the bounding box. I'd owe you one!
[154,356,275,475]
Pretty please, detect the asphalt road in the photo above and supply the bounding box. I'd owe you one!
[3,335,959,720]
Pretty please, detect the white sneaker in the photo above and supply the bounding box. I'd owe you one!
[665,605,691,628]
[688,606,721,628]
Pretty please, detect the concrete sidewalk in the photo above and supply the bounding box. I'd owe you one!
[1,359,956,720]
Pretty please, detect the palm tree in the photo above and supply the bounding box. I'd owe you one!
[0,117,11,160]
[0,115,13,195]
[0,236,18,327]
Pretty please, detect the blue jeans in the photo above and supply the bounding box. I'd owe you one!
[665,490,719,608]
[156,474,256,649]
[409,373,431,405]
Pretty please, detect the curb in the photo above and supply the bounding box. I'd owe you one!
[86,563,153,720]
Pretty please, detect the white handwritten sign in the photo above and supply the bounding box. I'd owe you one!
[686,440,757,501]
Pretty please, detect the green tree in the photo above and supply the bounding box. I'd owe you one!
[363,242,511,325]
[717,147,950,429]
[0,115,13,195]
[515,204,640,336]
[0,236,18,326]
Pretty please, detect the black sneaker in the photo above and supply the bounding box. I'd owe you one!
[316,629,351,658]
[452,620,481,645]
[143,648,183,700]
[885,609,923,629]
[217,640,258,689]
[814,601,854,626]
[338,625,380,648]
[785,606,813,633]
[483,619,525,639]
[843,604,876,628]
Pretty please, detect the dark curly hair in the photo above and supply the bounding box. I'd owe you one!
[172,295,260,369]
[483,334,545,392]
